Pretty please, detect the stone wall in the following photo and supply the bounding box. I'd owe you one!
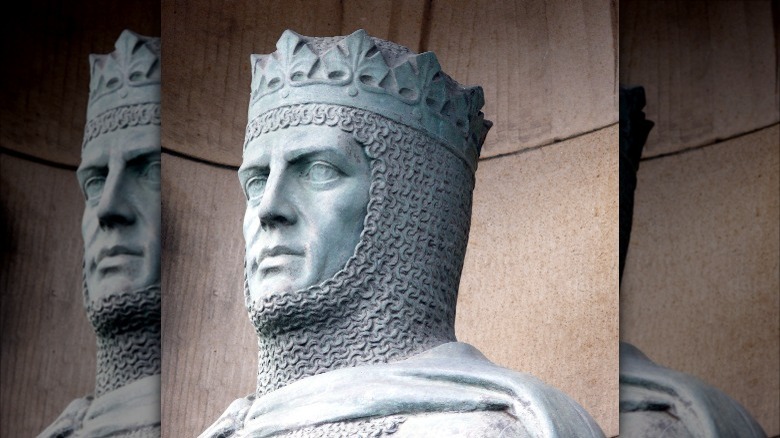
[620,1,779,434]
[0,155,94,436]
[620,126,780,435]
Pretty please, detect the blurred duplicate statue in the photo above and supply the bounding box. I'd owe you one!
[201,29,604,437]
[38,30,161,438]
[618,86,766,437]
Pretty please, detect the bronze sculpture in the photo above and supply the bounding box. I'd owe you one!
[618,85,766,437]
[201,29,604,437]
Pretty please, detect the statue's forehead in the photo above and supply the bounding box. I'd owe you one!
[242,124,358,162]
[81,125,160,163]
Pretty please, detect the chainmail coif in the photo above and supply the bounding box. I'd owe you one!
[246,103,475,396]
[85,281,161,397]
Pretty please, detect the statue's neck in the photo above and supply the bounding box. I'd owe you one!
[95,322,161,397]
[255,303,452,396]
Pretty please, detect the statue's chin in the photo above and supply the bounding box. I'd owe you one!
[246,293,306,337]
[245,282,337,337]
[86,284,161,337]
[247,276,299,303]
[243,252,360,337]
[244,266,317,335]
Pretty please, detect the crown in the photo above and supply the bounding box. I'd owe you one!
[83,30,160,147]
[247,29,491,167]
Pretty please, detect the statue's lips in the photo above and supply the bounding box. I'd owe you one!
[254,246,304,274]
[93,245,144,272]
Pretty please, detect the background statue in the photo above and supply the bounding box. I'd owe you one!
[201,29,604,437]
[618,86,766,437]
[38,30,161,438]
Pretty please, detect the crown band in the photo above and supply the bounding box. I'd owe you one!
[83,102,160,147]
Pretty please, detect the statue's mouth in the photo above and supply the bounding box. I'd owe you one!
[96,245,144,263]
[90,245,144,275]
[251,246,304,275]
[261,245,303,259]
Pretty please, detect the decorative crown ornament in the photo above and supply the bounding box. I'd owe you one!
[83,30,161,147]
[246,29,491,168]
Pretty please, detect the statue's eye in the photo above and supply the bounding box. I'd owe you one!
[141,161,161,184]
[84,176,106,201]
[303,162,339,184]
[245,176,267,201]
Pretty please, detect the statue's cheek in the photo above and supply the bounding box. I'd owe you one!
[243,207,263,250]
[81,206,101,245]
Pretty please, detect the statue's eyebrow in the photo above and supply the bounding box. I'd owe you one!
[283,144,340,164]
[238,157,269,175]
[121,145,160,163]
[76,160,107,184]
[237,161,269,188]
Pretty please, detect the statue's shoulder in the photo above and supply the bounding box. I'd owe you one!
[37,395,93,438]
[198,395,254,438]
[405,342,606,437]
[393,411,532,437]
[39,375,162,438]
[201,344,605,438]
[619,342,766,437]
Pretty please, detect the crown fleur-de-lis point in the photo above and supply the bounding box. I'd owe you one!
[83,30,160,147]
[88,30,160,105]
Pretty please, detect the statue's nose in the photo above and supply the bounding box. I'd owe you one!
[257,173,296,230]
[96,171,135,229]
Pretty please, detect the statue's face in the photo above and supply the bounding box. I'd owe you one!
[240,124,371,303]
[77,125,161,305]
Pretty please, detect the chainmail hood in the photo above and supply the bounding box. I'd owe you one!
[84,278,161,397]
[246,103,482,395]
